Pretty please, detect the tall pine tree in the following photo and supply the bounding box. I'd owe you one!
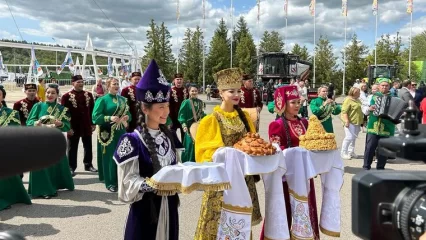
[206,18,231,84]
[158,22,176,80]
[236,34,256,75]
[143,19,160,69]
[260,31,284,52]
[292,44,310,61]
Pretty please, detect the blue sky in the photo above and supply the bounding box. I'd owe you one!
[0,0,425,62]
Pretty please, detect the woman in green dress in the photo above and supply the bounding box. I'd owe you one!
[27,84,75,199]
[178,85,205,162]
[92,77,131,192]
[0,85,32,210]
[310,85,341,133]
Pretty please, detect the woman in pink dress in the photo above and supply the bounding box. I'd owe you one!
[260,85,320,240]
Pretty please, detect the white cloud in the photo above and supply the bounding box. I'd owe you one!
[0,30,19,40]
[0,0,425,59]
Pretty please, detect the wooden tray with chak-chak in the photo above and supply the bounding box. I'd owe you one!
[233,132,277,156]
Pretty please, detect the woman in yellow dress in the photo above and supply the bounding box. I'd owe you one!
[36,78,46,102]
[194,68,262,239]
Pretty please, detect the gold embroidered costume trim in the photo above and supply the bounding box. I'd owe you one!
[146,178,231,196]
[222,203,253,215]
[320,225,340,237]
[0,110,20,126]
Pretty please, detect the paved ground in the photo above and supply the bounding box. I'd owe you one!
[1,91,426,240]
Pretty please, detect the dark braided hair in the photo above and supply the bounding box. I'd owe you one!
[279,112,303,149]
[136,102,177,175]
[233,105,251,133]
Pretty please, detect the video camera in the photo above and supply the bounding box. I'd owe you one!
[352,102,426,240]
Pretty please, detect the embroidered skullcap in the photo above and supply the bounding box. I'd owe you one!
[71,75,83,82]
[274,85,299,113]
[242,74,253,81]
[24,83,37,90]
[136,59,170,103]
[213,68,243,90]
[47,83,60,93]
[376,77,391,84]
[131,72,142,78]
[174,73,183,79]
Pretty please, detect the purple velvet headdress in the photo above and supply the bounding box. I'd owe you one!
[136,59,170,103]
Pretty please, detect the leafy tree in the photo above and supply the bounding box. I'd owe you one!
[412,30,426,61]
[260,31,284,52]
[314,35,337,87]
[291,44,310,61]
[342,34,369,90]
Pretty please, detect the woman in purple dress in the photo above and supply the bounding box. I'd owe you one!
[113,60,182,240]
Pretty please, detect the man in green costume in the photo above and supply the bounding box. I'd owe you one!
[0,85,32,209]
[310,85,341,133]
[362,78,396,170]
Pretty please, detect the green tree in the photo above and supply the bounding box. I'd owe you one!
[260,31,284,52]
[236,34,256,75]
[412,30,426,61]
[179,26,205,85]
[179,28,193,77]
[315,35,337,87]
[206,18,231,84]
[366,34,418,80]
[143,19,160,69]
[291,44,310,61]
[232,16,250,55]
[143,20,175,79]
[343,34,369,90]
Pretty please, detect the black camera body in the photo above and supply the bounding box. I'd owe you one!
[352,171,426,240]
[352,102,426,240]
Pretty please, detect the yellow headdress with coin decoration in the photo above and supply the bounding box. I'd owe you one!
[213,68,243,90]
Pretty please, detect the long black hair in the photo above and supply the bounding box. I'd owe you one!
[279,112,304,149]
[136,102,177,175]
[233,105,251,133]
[0,85,7,108]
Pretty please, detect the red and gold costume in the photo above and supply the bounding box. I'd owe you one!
[61,89,95,137]
[120,85,138,132]
[169,76,188,140]
[261,85,320,240]
[13,83,39,126]
[239,86,263,109]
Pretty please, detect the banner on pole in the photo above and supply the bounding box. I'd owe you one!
[67,52,75,72]
[257,0,260,21]
[284,0,288,17]
[309,0,315,16]
[0,51,5,74]
[177,0,180,20]
[372,0,378,15]
[342,0,348,16]
[107,56,114,77]
[31,47,43,77]
[407,0,413,13]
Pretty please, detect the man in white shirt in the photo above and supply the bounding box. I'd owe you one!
[121,77,131,88]
[299,80,309,118]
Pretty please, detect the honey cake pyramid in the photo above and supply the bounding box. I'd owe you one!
[299,115,337,151]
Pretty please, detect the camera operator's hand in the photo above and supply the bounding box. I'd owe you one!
[420,232,426,240]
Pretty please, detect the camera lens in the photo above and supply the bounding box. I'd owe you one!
[395,186,426,240]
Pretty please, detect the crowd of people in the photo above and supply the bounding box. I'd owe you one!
[1,59,418,239]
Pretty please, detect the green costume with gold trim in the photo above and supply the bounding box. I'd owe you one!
[92,93,131,189]
[26,101,75,198]
[0,106,32,210]
[178,98,205,162]
[367,92,395,137]
[310,97,341,133]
